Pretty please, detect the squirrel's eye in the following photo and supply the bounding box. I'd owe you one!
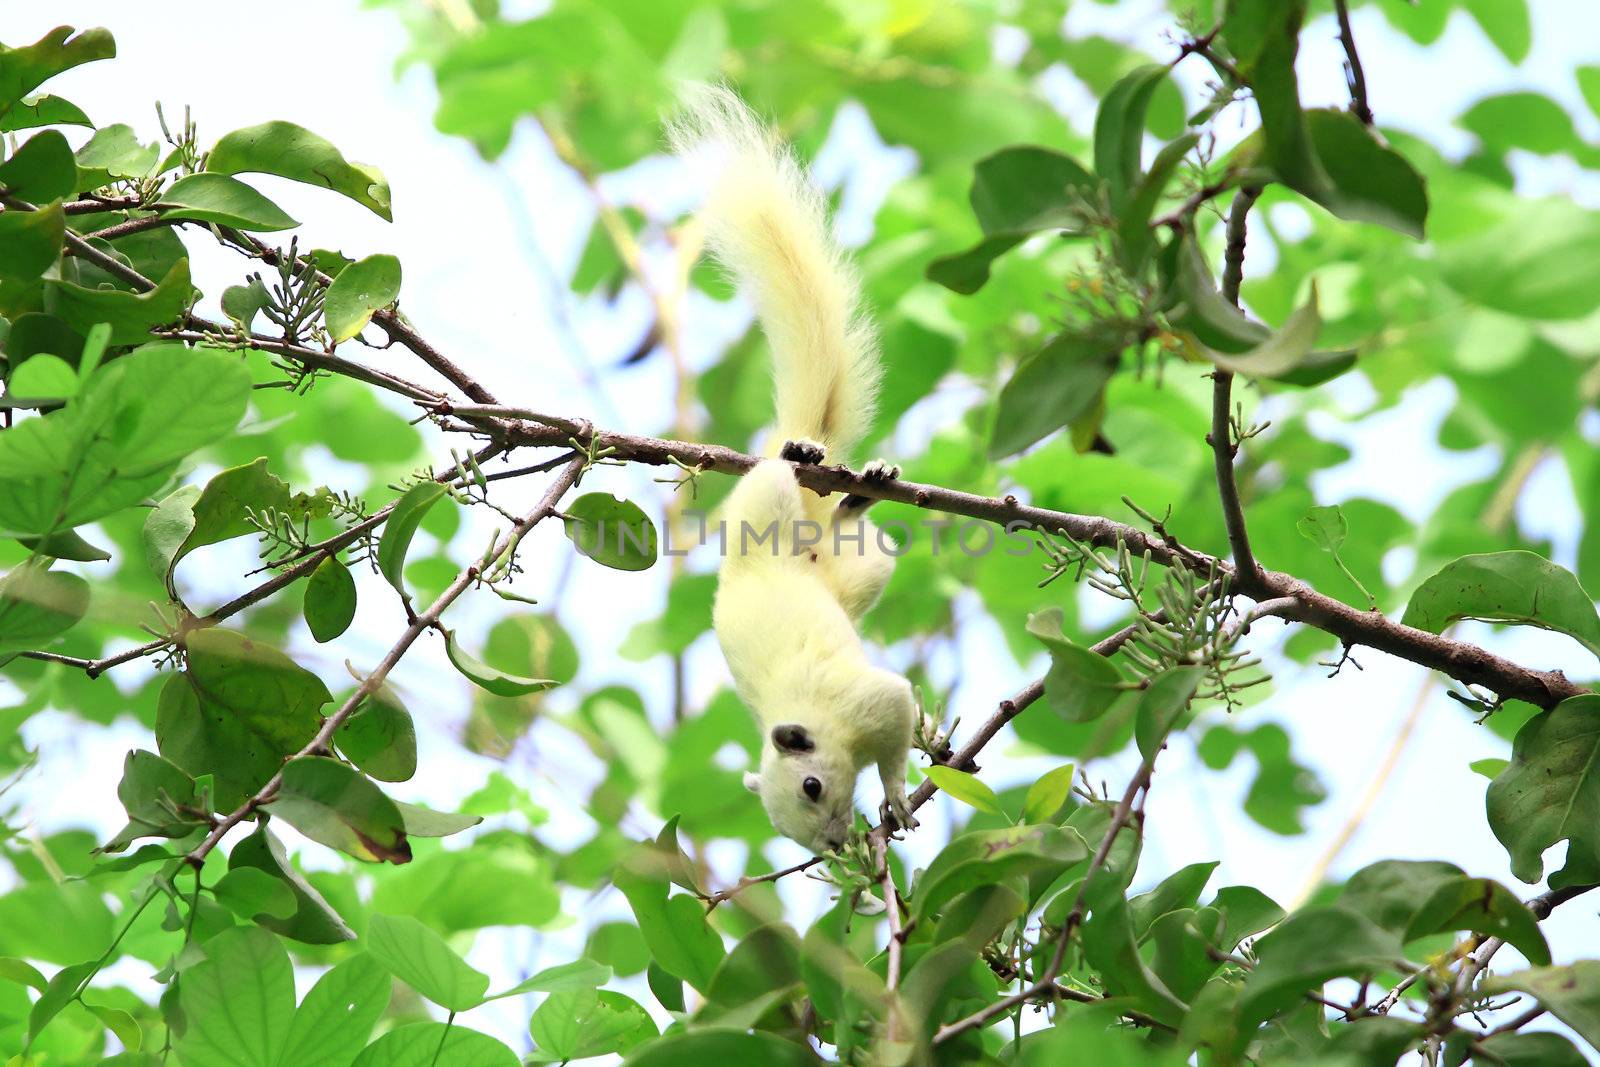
[802,777,823,801]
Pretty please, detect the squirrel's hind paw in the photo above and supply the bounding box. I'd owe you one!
[861,459,901,483]
[880,792,920,835]
[780,439,827,465]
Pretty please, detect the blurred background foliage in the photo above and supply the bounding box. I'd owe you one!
[3,0,1600,1062]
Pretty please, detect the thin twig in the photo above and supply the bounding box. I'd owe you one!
[184,456,584,866]
[1333,0,1374,125]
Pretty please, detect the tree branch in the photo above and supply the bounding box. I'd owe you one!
[184,455,585,866]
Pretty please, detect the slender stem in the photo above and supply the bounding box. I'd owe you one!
[184,457,585,867]
[1333,0,1374,125]
[1211,185,1263,585]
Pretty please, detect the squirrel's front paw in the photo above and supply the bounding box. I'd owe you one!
[780,438,827,465]
[881,792,920,834]
[862,459,901,483]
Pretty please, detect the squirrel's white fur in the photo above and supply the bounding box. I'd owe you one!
[672,87,917,852]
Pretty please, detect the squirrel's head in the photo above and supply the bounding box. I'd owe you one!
[745,723,856,853]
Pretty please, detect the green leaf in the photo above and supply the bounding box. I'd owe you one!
[157,172,298,231]
[27,959,98,1046]
[1470,757,1509,779]
[1296,504,1346,552]
[156,627,328,808]
[334,685,416,783]
[304,555,358,643]
[563,493,658,572]
[1209,885,1285,951]
[0,560,88,657]
[1304,109,1429,239]
[170,457,293,589]
[990,331,1119,458]
[73,123,157,183]
[174,926,294,1067]
[0,957,47,991]
[221,276,272,330]
[1027,609,1126,723]
[1439,197,1600,320]
[141,485,201,585]
[444,629,558,697]
[46,258,192,344]
[1118,133,1198,270]
[1404,875,1549,966]
[1404,550,1600,659]
[211,866,297,921]
[1080,869,1188,1023]
[1129,860,1220,939]
[484,958,612,1002]
[1486,694,1600,885]
[207,120,393,221]
[1462,91,1575,157]
[269,756,411,865]
[377,481,450,599]
[0,94,91,132]
[0,200,63,284]
[7,353,78,401]
[1168,231,1270,349]
[622,1030,817,1067]
[323,253,402,343]
[393,801,482,838]
[1580,66,1600,122]
[227,825,355,944]
[1237,905,1405,1029]
[1485,962,1600,1051]
[101,748,200,851]
[364,913,490,1011]
[351,1022,517,1067]
[1134,666,1204,761]
[1202,282,1355,385]
[530,989,655,1061]
[614,857,725,994]
[1338,859,1465,934]
[925,765,1002,814]
[1476,1030,1589,1067]
[1196,722,1325,835]
[0,342,251,537]
[1462,0,1531,63]
[279,954,391,1067]
[926,145,1095,294]
[1023,764,1076,824]
[1093,65,1170,211]
[912,823,1089,921]
[0,129,76,202]
[0,27,115,114]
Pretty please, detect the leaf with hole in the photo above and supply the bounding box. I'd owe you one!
[0,27,115,114]
[207,120,392,220]
[531,989,656,1061]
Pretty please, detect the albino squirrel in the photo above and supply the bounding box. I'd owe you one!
[671,89,918,853]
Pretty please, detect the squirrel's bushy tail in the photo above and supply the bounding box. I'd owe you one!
[669,86,879,459]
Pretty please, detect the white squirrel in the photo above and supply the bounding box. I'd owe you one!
[670,89,919,853]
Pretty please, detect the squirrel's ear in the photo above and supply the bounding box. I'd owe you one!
[771,723,814,753]
[743,771,762,793]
